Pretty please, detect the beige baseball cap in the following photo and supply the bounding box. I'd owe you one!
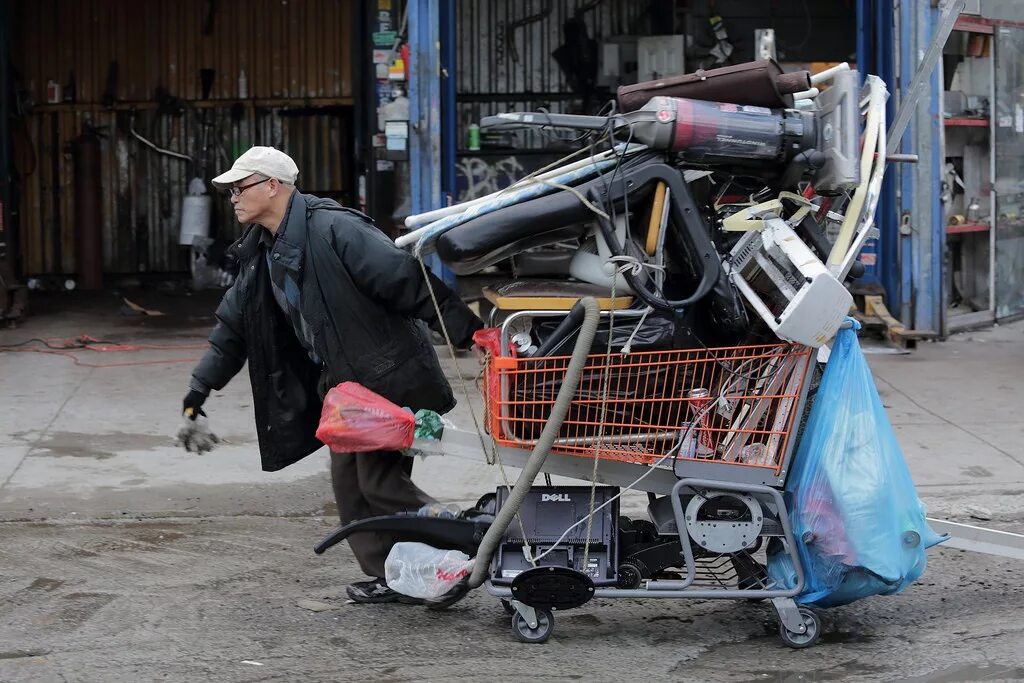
[211,146,299,189]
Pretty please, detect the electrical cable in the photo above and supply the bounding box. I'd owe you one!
[0,335,206,368]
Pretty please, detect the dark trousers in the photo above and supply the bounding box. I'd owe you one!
[329,450,435,579]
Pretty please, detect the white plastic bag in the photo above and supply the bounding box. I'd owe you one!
[384,542,474,600]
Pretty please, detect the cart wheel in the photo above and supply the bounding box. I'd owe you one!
[500,599,515,615]
[511,608,554,644]
[778,607,821,649]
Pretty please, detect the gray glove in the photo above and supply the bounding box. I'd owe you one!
[177,390,220,454]
[176,413,220,454]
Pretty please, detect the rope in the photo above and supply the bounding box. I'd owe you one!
[533,179,611,219]
[578,256,660,569]
[525,397,721,565]
[580,275,617,572]
[414,257,535,560]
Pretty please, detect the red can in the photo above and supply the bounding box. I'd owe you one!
[687,388,716,456]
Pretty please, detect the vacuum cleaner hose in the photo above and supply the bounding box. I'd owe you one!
[467,296,601,589]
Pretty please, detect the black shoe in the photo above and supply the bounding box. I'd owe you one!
[425,580,471,611]
[346,578,423,605]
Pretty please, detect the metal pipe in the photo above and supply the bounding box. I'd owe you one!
[791,87,820,100]
[400,143,643,234]
[129,115,192,162]
[810,62,850,86]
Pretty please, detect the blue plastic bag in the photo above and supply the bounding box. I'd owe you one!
[767,320,945,607]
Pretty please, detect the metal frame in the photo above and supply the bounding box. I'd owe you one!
[496,308,647,446]
[484,478,806,614]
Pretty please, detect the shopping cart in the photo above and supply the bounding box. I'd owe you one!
[477,310,823,647]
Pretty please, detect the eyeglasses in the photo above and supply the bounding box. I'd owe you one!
[228,177,271,197]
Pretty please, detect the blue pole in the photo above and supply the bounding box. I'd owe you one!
[409,0,423,218]
[925,5,944,334]
[409,0,455,285]
[877,0,900,305]
[899,0,916,325]
[441,0,457,203]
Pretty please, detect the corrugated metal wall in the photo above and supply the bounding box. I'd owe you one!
[11,0,354,276]
[20,106,352,275]
[456,0,648,148]
[16,0,353,104]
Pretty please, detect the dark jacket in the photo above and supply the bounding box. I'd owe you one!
[192,191,483,471]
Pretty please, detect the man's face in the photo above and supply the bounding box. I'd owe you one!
[229,174,274,224]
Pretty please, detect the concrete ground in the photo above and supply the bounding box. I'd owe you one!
[1,290,1023,682]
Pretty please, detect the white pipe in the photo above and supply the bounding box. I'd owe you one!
[399,143,644,237]
[791,87,820,101]
[402,146,626,231]
[810,61,851,86]
[839,78,889,281]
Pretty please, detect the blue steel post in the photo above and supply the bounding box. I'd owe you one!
[897,2,944,332]
[441,0,457,206]
[409,0,454,285]
[876,0,900,306]
[409,0,423,220]
[899,0,916,325]
[923,6,944,334]
[929,6,942,333]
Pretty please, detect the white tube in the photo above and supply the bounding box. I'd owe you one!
[810,62,851,86]
[791,87,820,101]
[399,143,645,237]
[839,78,889,281]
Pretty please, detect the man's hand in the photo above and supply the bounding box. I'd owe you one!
[182,389,207,420]
[178,390,219,454]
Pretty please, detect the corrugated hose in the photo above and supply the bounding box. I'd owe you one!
[467,296,601,589]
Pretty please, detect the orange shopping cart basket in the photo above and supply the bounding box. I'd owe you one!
[484,341,815,484]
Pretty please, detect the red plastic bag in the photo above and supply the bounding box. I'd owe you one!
[473,327,508,410]
[316,382,415,453]
[472,327,502,357]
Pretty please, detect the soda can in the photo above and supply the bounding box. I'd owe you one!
[686,388,715,456]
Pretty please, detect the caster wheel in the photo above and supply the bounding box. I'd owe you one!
[500,599,515,615]
[511,608,554,644]
[778,607,821,649]
[617,562,644,589]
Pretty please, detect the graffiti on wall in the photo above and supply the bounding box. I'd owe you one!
[455,155,526,201]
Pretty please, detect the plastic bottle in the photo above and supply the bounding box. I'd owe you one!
[416,502,461,519]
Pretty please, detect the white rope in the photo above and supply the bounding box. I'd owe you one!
[579,272,618,572]
[620,306,653,356]
[605,256,664,356]
[525,397,722,565]
[414,257,535,554]
[533,179,611,220]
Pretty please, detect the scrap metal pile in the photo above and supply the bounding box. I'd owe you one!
[400,58,886,354]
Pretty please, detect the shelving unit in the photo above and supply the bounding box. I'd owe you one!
[945,222,991,235]
[944,117,990,127]
[941,16,997,332]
